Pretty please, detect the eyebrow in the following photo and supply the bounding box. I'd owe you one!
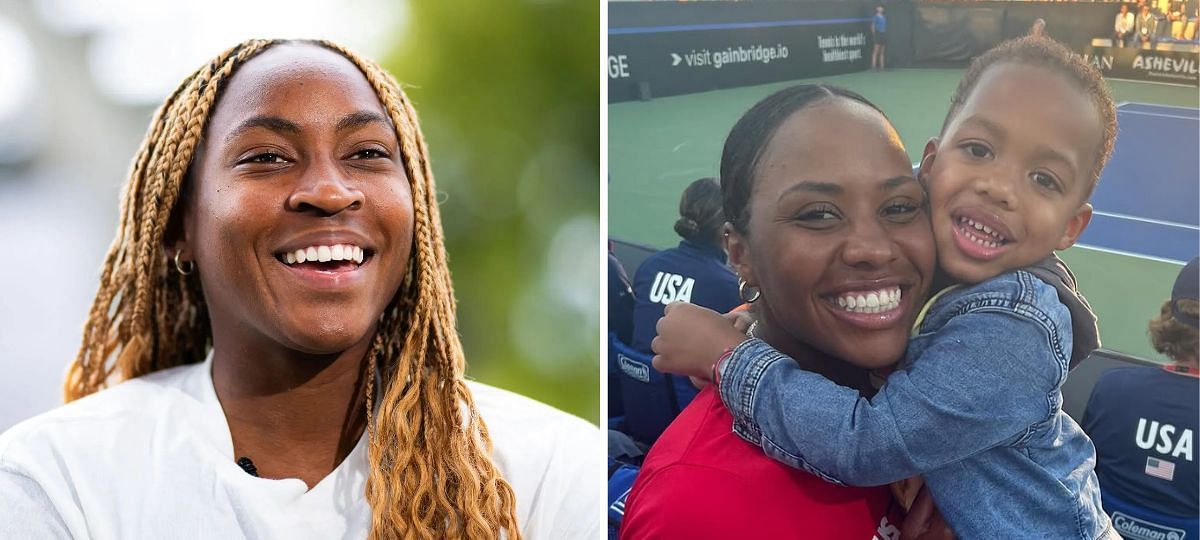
[881,175,916,190]
[780,180,843,198]
[1030,147,1078,178]
[779,175,916,200]
[225,115,300,144]
[335,111,391,132]
[223,111,391,145]
[958,116,1006,141]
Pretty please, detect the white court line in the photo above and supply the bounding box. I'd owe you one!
[1074,243,1187,265]
[1105,77,1199,88]
[1119,109,1200,120]
[1093,210,1200,231]
[1117,102,1199,114]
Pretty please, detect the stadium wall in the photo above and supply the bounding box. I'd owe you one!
[913,1,1126,64]
[607,1,1171,102]
[608,1,917,102]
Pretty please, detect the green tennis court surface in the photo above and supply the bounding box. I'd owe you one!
[609,68,1198,362]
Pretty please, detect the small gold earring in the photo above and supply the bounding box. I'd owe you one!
[737,278,760,303]
[174,250,195,276]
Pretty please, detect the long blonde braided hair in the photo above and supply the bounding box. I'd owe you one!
[65,39,521,539]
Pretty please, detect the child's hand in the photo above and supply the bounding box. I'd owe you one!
[651,302,748,381]
[902,485,955,540]
[723,309,755,334]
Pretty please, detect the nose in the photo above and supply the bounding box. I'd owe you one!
[840,217,898,270]
[286,159,364,215]
[974,168,1018,210]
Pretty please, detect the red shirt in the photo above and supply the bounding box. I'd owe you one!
[620,388,904,540]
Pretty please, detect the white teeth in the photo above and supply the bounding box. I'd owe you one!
[833,287,902,314]
[960,216,1005,243]
[967,234,999,249]
[282,244,368,266]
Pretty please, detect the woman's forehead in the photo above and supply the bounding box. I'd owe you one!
[207,44,386,135]
[757,99,907,185]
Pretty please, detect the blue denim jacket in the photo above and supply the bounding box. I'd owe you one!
[719,269,1117,539]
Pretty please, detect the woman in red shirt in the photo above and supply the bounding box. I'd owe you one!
[621,84,941,539]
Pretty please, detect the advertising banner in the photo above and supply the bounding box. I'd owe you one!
[1080,46,1199,86]
[609,18,873,102]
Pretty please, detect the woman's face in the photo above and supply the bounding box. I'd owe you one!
[179,43,414,354]
[728,98,934,370]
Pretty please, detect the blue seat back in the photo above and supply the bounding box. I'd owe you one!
[607,463,639,540]
[607,332,624,419]
[1102,488,1197,540]
[611,335,696,445]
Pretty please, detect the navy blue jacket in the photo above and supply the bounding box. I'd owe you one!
[630,240,740,353]
[1084,365,1198,518]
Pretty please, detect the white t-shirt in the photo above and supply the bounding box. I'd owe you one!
[1115,12,1135,33]
[0,358,603,539]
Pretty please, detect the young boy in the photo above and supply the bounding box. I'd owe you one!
[653,35,1120,538]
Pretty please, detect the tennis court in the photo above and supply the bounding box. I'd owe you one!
[1078,103,1198,265]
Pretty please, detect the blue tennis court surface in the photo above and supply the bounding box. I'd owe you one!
[1077,102,1198,264]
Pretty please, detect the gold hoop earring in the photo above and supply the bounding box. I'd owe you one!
[174,250,195,276]
[738,278,760,304]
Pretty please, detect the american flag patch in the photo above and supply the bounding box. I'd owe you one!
[1145,457,1176,481]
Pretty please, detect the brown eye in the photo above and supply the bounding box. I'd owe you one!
[1032,172,1061,192]
[791,204,843,230]
[351,148,389,160]
[239,152,287,165]
[796,206,839,222]
[881,201,919,220]
[962,143,992,159]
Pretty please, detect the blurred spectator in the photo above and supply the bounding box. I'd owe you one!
[1030,18,1047,37]
[1136,4,1159,46]
[1083,257,1198,527]
[871,5,887,70]
[1115,4,1136,47]
[1188,1,1198,40]
[1167,0,1187,37]
[630,178,739,354]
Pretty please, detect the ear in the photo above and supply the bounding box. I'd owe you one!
[162,189,193,262]
[917,137,939,189]
[724,222,757,287]
[1056,203,1093,250]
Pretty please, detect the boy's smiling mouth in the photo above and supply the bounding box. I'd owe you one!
[950,208,1013,260]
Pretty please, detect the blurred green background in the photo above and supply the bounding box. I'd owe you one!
[385,3,601,423]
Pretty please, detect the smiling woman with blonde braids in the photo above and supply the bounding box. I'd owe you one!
[0,39,600,539]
